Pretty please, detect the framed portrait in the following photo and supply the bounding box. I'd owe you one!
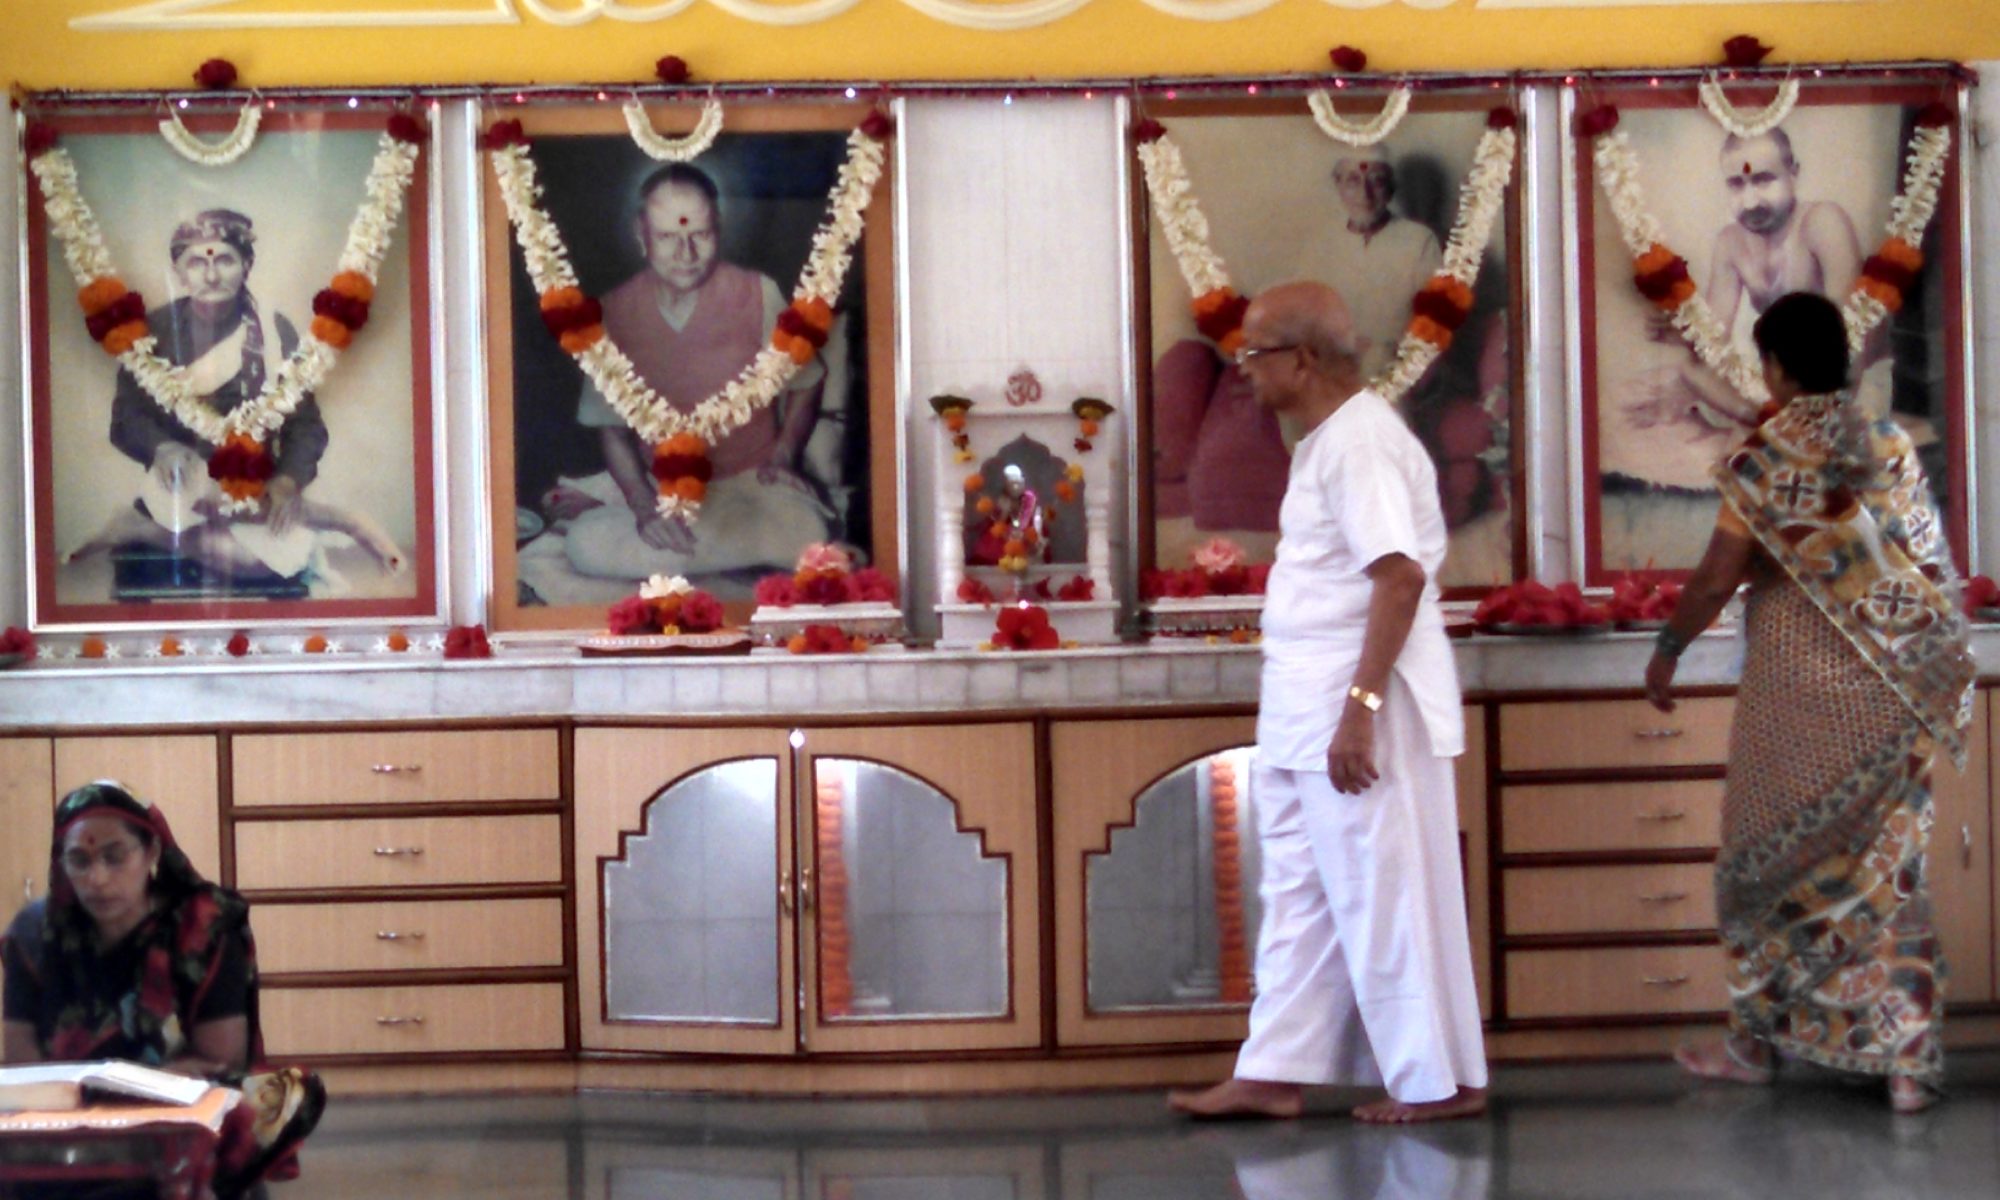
[1572,79,1968,583]
[22,105,440,629]
[1132,91,1527,595]
[484,101,898,632]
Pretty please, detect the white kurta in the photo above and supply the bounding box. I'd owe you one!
[1240,389,1487,1103]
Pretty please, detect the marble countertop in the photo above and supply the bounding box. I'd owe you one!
[0,627,1759,729]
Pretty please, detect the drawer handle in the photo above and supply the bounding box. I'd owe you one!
[1636,810,1687,823]
[1638,891,1689,904]
[800,867,816,913]
[1964,823,1975,871]
[375,930,427,942]
[1633,728,1685,740]
[1641,974,1689,988]
[371,763,424,775]
[372,846,426,858]
[374,1016,426,1027]
[22,876,31,903]
[779,870,795,918]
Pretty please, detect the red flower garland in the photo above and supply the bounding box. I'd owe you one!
[207,433,276,503]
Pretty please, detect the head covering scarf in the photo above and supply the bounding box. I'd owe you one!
[1714,394,1975,765]
[33,780,260,1074]
[167,208,271,402]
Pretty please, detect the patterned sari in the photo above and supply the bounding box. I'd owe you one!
[1711,394,1974,1086]
[1,782,324,1198]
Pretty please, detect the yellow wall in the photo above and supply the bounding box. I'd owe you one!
[3,1,1992,91]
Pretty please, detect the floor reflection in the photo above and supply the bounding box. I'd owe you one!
[281,1055,2000,1200]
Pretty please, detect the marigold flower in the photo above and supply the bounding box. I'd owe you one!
[101,321,149,356]
[78,278,129,318]
[310,315,354,349]
[330,271,376,303]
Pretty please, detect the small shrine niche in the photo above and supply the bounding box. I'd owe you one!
[930,376,1119,646]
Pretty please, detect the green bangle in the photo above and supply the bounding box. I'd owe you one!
[1655,628,1690,660]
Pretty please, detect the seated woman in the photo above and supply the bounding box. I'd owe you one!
[2,781,322,1198]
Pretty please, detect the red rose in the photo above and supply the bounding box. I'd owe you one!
[539,296,603,337]
[387,112,428,144]
[226,632,250,657]
[444,624,492,659]
[797,624,851,654]
[1577,105,1621,137]
[755,574,800,607]
[850,567,896,603]
[1207,565,1251,596]
[798,573,851,606]
[481,120,529,151]
[860,110,895,141]
[1057,575,1095,602]
[1487,107,1518,130]
[312,288,371,332]
[1163,570,1211,599]
[994,605,1060,651]
[650,452,713,483]
[23,122,59,158]
[207,438,275,485]
[84,291,146,343]
[957,577,996,605]
[1329,46,1368,73]
[655,55,692,85]
[607,595,657,635]
[678,591,725,633]
[1915,101,1954,130]
[1132,117,1168,145]
[194,58,239,90]
[1193,291,1250,344]
[1721,35,1773,68]
[0,626,35,659]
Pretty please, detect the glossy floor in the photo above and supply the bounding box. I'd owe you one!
[284,1055,2000,1199]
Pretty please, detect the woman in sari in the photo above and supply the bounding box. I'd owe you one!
[2,781,323,1197]
[1643,291,1974,1114]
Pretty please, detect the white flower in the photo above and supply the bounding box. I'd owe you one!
[639,574,695,600]
[1307,87,1412,148]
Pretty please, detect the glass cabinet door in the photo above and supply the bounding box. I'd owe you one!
[798,723,1042,1054]
[576,728,797,1056]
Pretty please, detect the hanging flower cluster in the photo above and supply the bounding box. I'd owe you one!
[930,394,975,463]
[1586,98,1955,405]
[27,112,423,513]
[487,106,892,522]
[1072,397,1112,454]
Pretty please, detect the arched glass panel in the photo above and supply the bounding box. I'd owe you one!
[814,757,1008,1022]
[1086,747,1263,1012]
[604,758,781,1024]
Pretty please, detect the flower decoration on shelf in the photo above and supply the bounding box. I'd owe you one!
[787,624,871,655]
[1586,94,1954,407]
[385,631,411,652]
[1020,575,1096,603]
[302,634,329,654]
[487,104,891,525]
[753,544,894,608]
[957,577,997,605]
[607,575,726,636]
[1606,572,1684,627]
[443,624,493,660]
[930,394,976,464]
[30,110,421,514]
[1722,35,1775,68]
[158,637,183,658]
[1472,581,1610,631]
[987,603,1063,652]
[1963,575,2000,619]
[194,58,238,89]
[1328,45,1368,73]
[1142,537,1271,601]
[80,637,108,660]
[1071,397,1113,454]
[0,626,36,663]
[225,632,251,658]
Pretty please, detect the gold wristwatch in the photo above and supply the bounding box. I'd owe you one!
[1347,685,1384,712]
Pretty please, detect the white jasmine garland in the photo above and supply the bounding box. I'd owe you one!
[1135,135,1231,297]
[487,118,889,522]
[1696,75,1799,139]
[158,101,263,167]
[1307,87,1412,148]
[622,97,724,163]
[31,131,421,464]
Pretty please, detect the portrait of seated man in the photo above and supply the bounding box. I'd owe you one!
[72,208,405,601]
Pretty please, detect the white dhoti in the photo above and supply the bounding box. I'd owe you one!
[1235,678,1487,1104]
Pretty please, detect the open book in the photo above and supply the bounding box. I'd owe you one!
[0,1060,213,1112]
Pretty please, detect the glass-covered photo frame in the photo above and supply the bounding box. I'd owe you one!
[482,101,898,632]
[1132,89,1527,596]
[1570,77,1969,582]
[21,105,441,629]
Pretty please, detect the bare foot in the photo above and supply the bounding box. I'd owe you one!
[1168,1078,1304,1120]
[1889,1076,1941,1114]
[1353,1086,1487,1125]
[1674,1038,1774,1085]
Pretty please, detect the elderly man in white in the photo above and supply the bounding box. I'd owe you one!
[1169,281,1487,1124]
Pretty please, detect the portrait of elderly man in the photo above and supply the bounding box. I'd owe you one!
[1297,145,1444,380]
[544,161,836,587]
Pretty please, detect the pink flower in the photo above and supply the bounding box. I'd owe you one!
[1192,537,1247,575]
[795,542,853,576]
[850,567,896,603]
[677,591,725,633]
[607,595,657,634]
[754,574,800,607]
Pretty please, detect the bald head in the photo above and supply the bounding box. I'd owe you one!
[1247,281,1360,367]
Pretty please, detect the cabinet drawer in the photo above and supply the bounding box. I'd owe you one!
[254,899,566,974]
[233,730,560,807]
[235,815,562,891]
[1499,698,1734,773]
[1506,946,1729,1018]
[1501,781,1724,854]
[1503,865,1717,935]
[261,983,565,1056]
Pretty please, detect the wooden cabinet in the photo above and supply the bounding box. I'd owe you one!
[1935,691,1993,1003]
[233,730,559,808]
[0,739,53,914]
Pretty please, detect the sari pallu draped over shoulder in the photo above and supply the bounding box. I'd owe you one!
[1714,394,1974,768]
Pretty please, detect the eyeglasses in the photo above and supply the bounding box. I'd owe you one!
[61,839,145,877]
[1233,343,1299,368]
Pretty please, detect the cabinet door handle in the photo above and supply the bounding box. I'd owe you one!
[375,930,426,942]
[371,763,424,775]
[1636,810,1687,823]
[779,870,795,917]
[374,1015,426,1027]
[1638,891,1689,904]
[1964,823,1975,870]
[372,846,426,858]
[1641,974,1689,987]
[800,867,816,912]
[1633,728,1685,740]
[22,877,31,903]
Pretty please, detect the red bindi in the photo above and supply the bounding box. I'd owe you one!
[678,216,689,226]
